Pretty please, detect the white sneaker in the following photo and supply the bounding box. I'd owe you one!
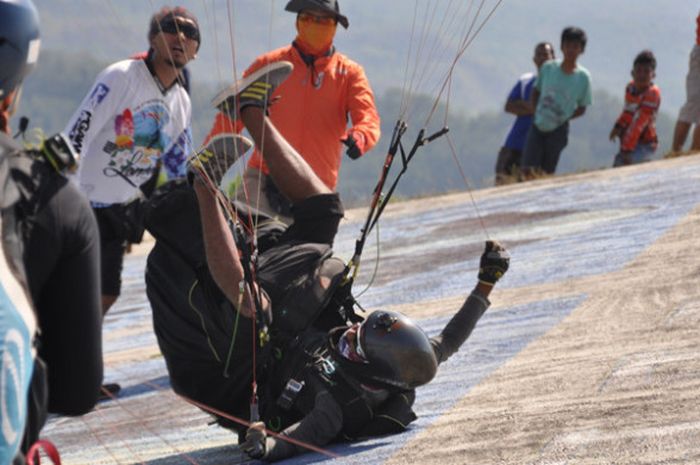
[189,132,253,187]
[212,61,293,120]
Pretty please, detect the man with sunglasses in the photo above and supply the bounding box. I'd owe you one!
[62,6,199,399]
[204,0,380,224]
[64,6,199,319]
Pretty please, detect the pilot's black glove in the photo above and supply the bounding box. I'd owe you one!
[478,240,510,285]
[241,421,267,459]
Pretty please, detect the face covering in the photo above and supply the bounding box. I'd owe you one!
[295,19,337,56]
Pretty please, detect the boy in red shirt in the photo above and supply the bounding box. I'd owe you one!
[609,50,661,166]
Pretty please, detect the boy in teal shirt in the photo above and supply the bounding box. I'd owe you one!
[521,26,592,178]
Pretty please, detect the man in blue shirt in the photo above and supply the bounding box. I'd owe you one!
[495,42,554,185]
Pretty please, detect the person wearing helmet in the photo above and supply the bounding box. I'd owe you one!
[235,245,506,461]
[203,0,380,224]
[187,66,509,461]
[63,6,200,318]
[0,0,104,462]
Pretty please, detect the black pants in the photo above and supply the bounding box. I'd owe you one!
[494,146,522,184]
[23,170,103,415]
[521,122,569,174]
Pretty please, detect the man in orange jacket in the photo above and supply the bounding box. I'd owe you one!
[205,0,380,223]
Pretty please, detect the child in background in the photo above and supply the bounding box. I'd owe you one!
[609,50,661,167]
[521,27,592,178]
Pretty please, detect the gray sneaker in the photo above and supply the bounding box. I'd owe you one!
[188,132,253,187]
[212,61,293,120]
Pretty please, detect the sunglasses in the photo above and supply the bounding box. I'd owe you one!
[159,18,200,43]
[298,12,337,26]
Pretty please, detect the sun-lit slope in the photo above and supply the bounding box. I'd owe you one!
[383,156,700,465]
[42,154,700,464]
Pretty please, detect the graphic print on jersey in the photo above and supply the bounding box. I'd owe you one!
[101,100,171,187]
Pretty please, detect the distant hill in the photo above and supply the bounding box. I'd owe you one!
[18,0,682,204]
[16,47,673,205]
[339,88,674,204]
[32,0,697,115]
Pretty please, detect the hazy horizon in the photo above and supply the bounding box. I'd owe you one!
[33,0,699,118]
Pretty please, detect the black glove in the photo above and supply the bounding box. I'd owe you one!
[478,240,510,285]
[342,133,363,160]
[241,421,267,459]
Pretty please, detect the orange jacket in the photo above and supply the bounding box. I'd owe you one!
[615,81,661,152]
[205,44,381,190]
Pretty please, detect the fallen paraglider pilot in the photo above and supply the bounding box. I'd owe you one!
[143,61,510,462]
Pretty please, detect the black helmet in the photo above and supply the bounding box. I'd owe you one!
[0,0,40,99]
[330,310,438,390]
[285,0,349,29]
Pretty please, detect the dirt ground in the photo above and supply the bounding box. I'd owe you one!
[387,158,700,465]
[42,155,700,465]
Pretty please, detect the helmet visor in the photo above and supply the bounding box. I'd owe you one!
[338,324,367,363]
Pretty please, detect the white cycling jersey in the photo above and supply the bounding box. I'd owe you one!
[64,59,192,205]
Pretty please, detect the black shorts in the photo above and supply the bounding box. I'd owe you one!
[279,193,344,246]
[93,207,127,296]
[257,193,344,320]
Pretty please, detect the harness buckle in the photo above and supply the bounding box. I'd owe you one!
[320,358,336,376]
[277,378,305,411]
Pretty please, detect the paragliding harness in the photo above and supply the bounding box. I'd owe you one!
[255,120,448,437]
[259,327,418,440]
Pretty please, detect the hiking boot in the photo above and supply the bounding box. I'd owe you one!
[189,133,253,187]
[212,61,293,120]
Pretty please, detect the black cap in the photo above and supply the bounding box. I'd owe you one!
[285,0,349,29]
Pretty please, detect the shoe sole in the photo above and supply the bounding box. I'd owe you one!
[211,61,294,115]
[190,133,253,185]
[202,132,253,162]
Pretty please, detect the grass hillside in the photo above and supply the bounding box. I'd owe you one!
[19,0,684,203]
